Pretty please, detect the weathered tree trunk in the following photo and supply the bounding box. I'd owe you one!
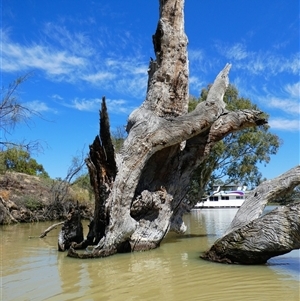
[201,166,300,264]
[66,0,266,258]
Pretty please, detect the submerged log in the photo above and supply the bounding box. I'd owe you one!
[201,166,300,264]
[66,0,267,258]
[40,221,64,238]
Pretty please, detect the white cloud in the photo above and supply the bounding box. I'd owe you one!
[17,100,57,119]
[70,98,101,111]
[114,76,147,99]
[284,82,300,98]
[43,22,95,57]
[69,97,136,115]
[238,82,300,132]
[106,99,136,115]
[81,72,116,84]
[234,52,300,76]
[269,118,299,131]
[189,76,205,95]
[24,100,53,113]
[267,97,300,115]
[1,32,86,77]
[51,94,63,101]
[188,49,204,63]
[215,42,300,76]
[1,29,149,99]
[188,48,221,75]
[82,57,148,98]
[225,77,299,132]
[258,82,300,116]
[220,43,249,61]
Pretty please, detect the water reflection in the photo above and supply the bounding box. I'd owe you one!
[189,208,238,242]
[2,208,299,301]
[267,250,300,281]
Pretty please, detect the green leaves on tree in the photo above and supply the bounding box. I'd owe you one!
[0,147,49,177]
[188,84,281,202]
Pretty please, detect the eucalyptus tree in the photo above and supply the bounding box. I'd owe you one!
[0,147,49,177]
[188,85,281,202]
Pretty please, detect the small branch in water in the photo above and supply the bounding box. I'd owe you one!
[40,221,65,238]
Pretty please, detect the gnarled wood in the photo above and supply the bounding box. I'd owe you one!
[144,0,189,117]
[67,0,267,258]
[85,97,117,245]
[58,205,83,251]
[226,165,300,235]
[201,166,300,264]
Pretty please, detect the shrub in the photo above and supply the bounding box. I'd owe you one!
[23,196,44,211]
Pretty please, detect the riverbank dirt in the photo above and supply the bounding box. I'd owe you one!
[0,172,94,224]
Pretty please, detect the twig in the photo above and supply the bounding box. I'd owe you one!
[39,221,65,238]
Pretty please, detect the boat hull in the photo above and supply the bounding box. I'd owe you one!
[193,186,247,209]
[194,199,245,209]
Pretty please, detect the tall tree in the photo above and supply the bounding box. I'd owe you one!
[0,147,49,177]
[0,74,43,153]
[65,0,266,259]
[188,85,281,202]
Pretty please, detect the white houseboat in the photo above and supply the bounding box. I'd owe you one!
[194,185,247,209]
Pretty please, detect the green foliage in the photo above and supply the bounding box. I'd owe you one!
[0,147,49,177]
[189,84,282,201]
[24,195,44,211]
[72,173,92,195]
[112,126,127,153]
[188,95,199,112]
[72,173,94,201]
[72,173,90,189]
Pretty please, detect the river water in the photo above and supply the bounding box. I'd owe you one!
[1,207,299,301]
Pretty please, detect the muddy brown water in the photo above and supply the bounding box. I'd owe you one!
[2,207,299,301]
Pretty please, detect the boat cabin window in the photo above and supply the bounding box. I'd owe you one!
[236,196,244,199]
[221,196,229,200]
[209,196,219,201]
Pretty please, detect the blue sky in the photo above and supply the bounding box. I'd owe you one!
[1,0,299,181]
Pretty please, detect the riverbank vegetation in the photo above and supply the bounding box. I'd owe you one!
[0,171,94,224]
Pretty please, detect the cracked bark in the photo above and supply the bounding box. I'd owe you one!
[201,166,300,264]
[65,0,271,259]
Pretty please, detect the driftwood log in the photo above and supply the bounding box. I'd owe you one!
[64,0,268,259]
[40,221,64,238]
[201,166,300,264]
